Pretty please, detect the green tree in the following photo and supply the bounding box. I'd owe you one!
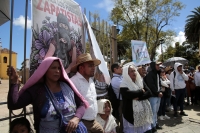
[185,6,200,43]
[110,0,184,60]
[181,41,200,67]
[160,42,200,67]
[117,35,131,61]
[89,12,130,62]
[158,45,176,61]
[88,12,112,60]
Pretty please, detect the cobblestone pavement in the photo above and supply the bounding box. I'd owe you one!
[0,80,34,133]
[156,102,200,133]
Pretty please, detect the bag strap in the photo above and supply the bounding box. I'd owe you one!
[44,84,63,128]
[173,71,176,89]
[112,76,121,100]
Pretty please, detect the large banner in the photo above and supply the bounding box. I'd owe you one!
[84,15,110,84]
[131,40,151,66]
[30,0,85,75]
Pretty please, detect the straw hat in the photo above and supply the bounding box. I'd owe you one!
[71,53,101,72]
[196,64,200,70]
[156,61,162,65]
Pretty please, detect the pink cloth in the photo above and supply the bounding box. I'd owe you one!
[19,57,89,108]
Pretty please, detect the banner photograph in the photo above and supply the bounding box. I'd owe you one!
[30,0,85,75]
[131,40,151,66]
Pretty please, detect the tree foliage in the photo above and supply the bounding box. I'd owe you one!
[185,6,200,43]
[110,0,184,60]
[159,41,200,67]
[86,12,112,61]
[117,34,131,61]
[87,12,130,62]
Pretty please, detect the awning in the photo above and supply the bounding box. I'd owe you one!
[0,0,10,26]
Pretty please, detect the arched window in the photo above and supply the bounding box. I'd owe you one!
[3,57,7,63]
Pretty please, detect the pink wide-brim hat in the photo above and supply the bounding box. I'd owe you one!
[19,57,89,108]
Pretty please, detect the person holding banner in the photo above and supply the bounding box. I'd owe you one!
[94,66,109,100]
[44,13,78,74]
[7,57,88,133]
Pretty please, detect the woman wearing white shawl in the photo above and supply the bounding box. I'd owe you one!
[95,99,118,133]
[120,64,153,133]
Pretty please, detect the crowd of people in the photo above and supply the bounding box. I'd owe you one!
[6,53,200,133]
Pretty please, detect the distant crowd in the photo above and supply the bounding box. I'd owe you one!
[7,53,200,133]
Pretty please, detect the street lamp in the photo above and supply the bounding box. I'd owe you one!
[116,20,120,34]
[159,39,165,62]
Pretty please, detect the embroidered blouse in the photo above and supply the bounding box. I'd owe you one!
[39,82,77,133]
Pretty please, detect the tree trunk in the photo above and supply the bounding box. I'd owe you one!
[150,49,156,61]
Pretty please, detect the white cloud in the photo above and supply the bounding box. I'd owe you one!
[96,0,114,12]
[156,31,186,56]
[13,15,31,29]
[172,31,186,47]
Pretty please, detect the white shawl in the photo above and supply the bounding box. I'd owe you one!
[96,99,117,133]
[120,64,153,127]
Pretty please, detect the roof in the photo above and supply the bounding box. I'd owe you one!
[0,48,17,54]
[0,0,10,26]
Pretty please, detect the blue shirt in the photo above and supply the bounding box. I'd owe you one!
[111,73,123,100]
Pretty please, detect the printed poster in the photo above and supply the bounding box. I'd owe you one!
[30,0,85,75]
[131,40,151,66]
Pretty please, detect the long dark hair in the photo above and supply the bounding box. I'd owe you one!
[9,117,33,133]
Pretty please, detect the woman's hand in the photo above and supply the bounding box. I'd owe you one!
[65,116,80,133]
[158,92,163,98]
[134,97,139,100]
[162,75,167,80]
[7,66,19,84]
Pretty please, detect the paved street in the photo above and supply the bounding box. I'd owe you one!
[0,79,200,133]
[0,80,34,133]
[157,105,200,133]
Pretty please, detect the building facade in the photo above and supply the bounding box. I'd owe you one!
[0,48,17,79]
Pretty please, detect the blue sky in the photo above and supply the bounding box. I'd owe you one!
[0,0,199,68]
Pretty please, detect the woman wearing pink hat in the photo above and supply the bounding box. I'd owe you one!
[7,57,88,133]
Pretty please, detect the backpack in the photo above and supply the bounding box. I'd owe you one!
[108,77,120,121]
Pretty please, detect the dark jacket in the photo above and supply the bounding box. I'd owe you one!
[120,81,152,124]
[7,82,85,133]
[144,62,161,97]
